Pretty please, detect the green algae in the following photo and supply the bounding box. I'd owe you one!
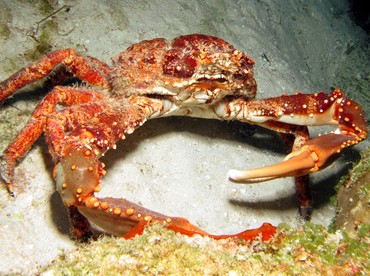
[280,222,369,269]
[0,2,12,40]
[24,19,59,62]
[335,146,370,238]
[0,104,33,147]
[0,23,11,39]
[38,0,57,15]
[42,222,370,275]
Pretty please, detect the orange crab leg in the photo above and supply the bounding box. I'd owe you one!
[0,86,106,195]
[0,49,112,194]
[77,196,276,241]
[225,89,368,182]
[76,196,276,241]
[0,49,111,102]
[53,128,276,242]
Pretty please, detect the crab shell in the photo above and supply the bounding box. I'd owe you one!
[111,35,256,108]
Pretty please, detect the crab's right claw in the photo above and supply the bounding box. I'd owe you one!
[228,133,366,183]
[228,146,317,182]
[229,89,368,183]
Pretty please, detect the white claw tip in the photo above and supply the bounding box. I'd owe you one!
[228,168,279,184]
[228,169,247,181]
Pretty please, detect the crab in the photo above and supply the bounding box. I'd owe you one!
[0,34,367,241]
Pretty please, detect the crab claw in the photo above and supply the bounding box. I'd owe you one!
[228,133,364,183]
[228,147,317,182]
[227,89,368,183]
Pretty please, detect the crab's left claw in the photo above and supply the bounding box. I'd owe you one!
[229,90,368,183]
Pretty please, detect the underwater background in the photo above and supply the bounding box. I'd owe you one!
[0,0,369,274]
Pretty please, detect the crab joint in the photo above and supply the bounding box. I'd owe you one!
[55,145,100,205]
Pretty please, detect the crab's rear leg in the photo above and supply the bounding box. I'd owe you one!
[0,49,111,102]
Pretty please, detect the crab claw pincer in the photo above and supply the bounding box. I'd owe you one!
[228,133,366,183]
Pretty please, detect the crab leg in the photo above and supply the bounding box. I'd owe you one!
[55,143,276,242]
[77,196,276,241]
[0,86,105,195]
[1,49,112,193]
[0,49,111,102]
[218,89,368,182]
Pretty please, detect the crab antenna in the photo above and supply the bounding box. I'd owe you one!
[228,147,318,183]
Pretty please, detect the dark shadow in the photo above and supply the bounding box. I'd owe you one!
[0,84,50,107]
[49,191,71,235]
[35,140,71,236]
[228,192,298,212]
[349,0,370,33]
[310,148,362,209]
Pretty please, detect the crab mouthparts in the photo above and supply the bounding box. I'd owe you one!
[196,76,228,83]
